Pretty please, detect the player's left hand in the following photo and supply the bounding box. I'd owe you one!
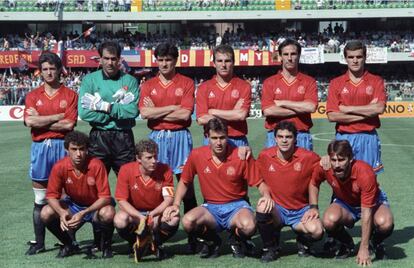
[237,146,252,160]
[356,247,372,266]
[257,196,274,213]
[274,100,285,107]
[339,105,350,113]
[26,107,39,116]
[143,97,155,107]
[67,211,85,229]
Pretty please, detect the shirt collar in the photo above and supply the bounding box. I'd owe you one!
[343,70,369,82]
[102,69,121,80]
[276,70,304,81]
[270,146,300,159]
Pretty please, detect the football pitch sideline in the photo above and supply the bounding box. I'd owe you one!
[0,118,413,268]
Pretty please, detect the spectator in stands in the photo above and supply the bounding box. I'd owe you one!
[96,0,102,10]
[125,0,131,11]
[87,0,93,12]
[103,0,109,11]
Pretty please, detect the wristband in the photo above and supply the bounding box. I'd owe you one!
[309,204,319,209]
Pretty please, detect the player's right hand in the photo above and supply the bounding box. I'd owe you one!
[112,86,128,102]
[234,98,244,109]
[356,247,372,266]
[164,205,179,221]
[301,208,319,223]
[320,155,331,171]
[59,212,70,231]
[257,196,274,214]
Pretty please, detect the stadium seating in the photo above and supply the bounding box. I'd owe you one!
[0,0,412,12]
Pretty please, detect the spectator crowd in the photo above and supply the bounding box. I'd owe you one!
[1,26,413,53]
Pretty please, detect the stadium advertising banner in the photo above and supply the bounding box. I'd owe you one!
[0,49,280,69]
[299,47,325,64]
[2,102,414,121]
[339,47,388,64]
[247,102,414,119]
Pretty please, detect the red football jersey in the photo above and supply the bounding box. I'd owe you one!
[261,72,318,132]
[257,147,320,209]
[24,84,78,141]
[115,161,174,211]
[181,145,260,204]
[196,76,251,137]
[139,73,194,130]
[326,71,386,133]
[46,157,111,206]
[311,160,380,208]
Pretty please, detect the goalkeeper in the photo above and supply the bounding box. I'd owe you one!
[79,41,139,176]
[114,139,179,261]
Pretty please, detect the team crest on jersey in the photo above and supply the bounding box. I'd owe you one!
[155,182,162,191]
[59,100,67,109]
[268,164,276,172]
[36,99,43,106]
[175,87,184,96]
[132,183,139,190]
[231,89,240,98]
[226,166,236,176]
[87,176,96,186]
[331,181,336,187]
[294,162,302,172]
[274,88,282,95]
[204,166,212,173]
[365,85,374,95]
[150,88,157,95]
[341,87,349,94]
[208,91,215,98]
[297,85,305,94]
[66,177,73,184]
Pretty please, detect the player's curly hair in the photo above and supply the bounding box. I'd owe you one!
[135,139,158,158]
[38,52,62,73]
[154,43,179,59]
[64,131,89,149]
[273,120,297,139]
[327,140,354,160]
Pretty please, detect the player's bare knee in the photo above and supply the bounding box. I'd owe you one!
[40,205,56,223]
[113,212,129,228]
[182,214,196,232]
[98,205,115,224]
[375,215,394,232]
[323,212,340,230]
[237,217,256,235]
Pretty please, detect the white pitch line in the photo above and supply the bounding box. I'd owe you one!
[312,132,414,147]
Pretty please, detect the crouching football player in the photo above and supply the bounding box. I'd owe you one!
[165,118,268,259]
[256,121,323,262]
[114,139,179,261]
[41,131,115,258]
[309,140,394,265]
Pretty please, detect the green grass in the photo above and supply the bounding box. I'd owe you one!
[0,118,413,267]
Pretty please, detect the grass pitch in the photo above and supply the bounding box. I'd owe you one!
[0,118,413,267]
